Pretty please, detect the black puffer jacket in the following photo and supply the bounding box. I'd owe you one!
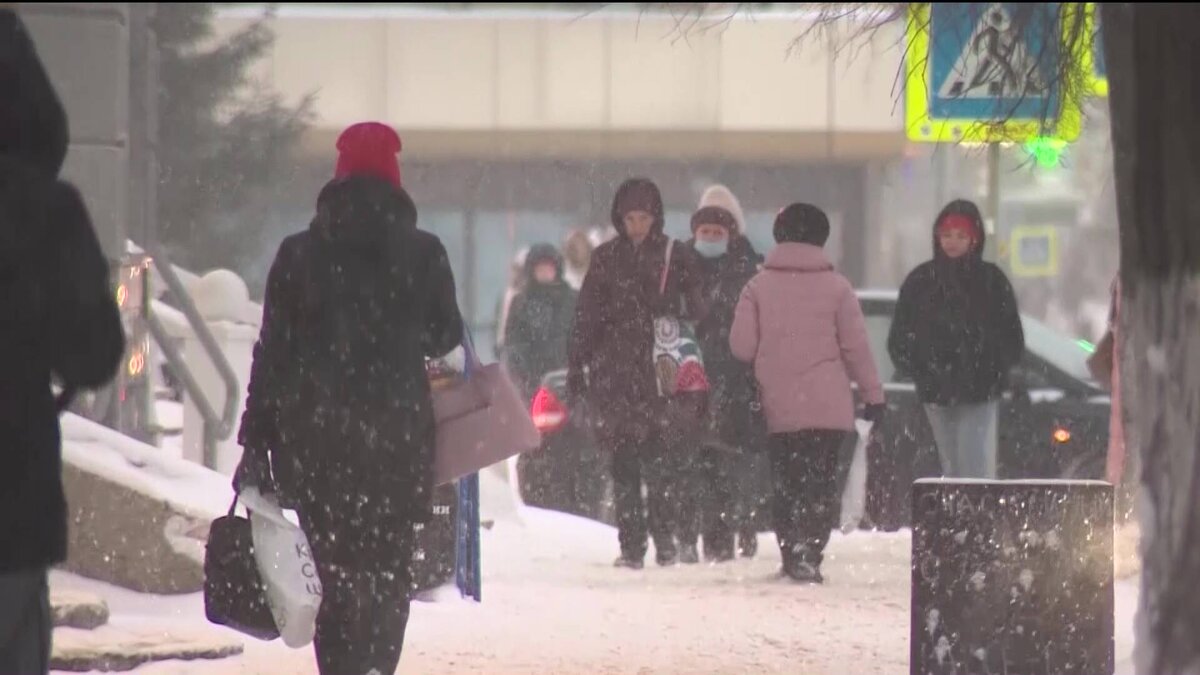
[887,200,1025,406]
[0,10,125,573]
[235,176,463,533]
[689,235,762,444]
[503,244,577,399]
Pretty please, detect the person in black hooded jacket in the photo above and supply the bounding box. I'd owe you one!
[233,122,463,675]
[0,10,125,673]
[568,177,707,569]
[503,243,577,401]
[678,204,765,562]
[887,199,1024,480]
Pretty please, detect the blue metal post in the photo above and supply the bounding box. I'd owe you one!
[455,473,482,602]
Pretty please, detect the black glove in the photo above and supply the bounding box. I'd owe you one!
[860,403,886,424]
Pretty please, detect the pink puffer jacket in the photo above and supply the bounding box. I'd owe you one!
[729,243,884,433]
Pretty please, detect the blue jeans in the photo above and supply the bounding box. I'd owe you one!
[0,568,51,675]
[924,401,1000,479]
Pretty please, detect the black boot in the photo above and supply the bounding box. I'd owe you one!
[679,543,700,565]
[613,555,645,570]
[737,528,758,558]
[655,545,678,567]
[781,547,823,584]
[782,559,823,584]
[704,546,735,563]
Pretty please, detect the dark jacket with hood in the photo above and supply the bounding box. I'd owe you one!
[568,178,706,443]
[503,244,577,399]
[1,10,125,573]
[887,200,1025,406]
[688,234,762,443]
[235,176,463,535]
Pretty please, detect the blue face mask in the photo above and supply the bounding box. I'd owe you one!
[694,238,729,259]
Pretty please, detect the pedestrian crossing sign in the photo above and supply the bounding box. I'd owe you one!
[905,3,1083,143]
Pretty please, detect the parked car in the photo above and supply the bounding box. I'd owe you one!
[515,290,1110,532]
[516,369,615,525]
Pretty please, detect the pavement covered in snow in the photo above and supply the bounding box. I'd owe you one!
[51,503,1140,675]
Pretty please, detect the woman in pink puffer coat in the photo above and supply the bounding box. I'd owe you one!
[729,203,885,584]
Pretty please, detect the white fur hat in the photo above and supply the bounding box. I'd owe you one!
[698,184,746,234]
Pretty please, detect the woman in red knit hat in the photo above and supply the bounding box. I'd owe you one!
[235,121,464,675]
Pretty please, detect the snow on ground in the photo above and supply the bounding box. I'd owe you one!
[50,502,1140,675]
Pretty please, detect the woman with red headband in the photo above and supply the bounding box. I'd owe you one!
[887,199,1024,480]
[235,122,464,675]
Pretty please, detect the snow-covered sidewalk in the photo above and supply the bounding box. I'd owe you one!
[52,507,1138,675]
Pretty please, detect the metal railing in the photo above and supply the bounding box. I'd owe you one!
[143,242,241,469]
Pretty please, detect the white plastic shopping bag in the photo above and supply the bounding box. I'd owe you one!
[839,420,874,534]
[239,487,323,648]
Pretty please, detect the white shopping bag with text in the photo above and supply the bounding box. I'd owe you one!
[839,420,873,534]
[240,487,323,648]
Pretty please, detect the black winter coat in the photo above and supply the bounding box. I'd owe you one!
[236,176,463,542]
[689,236,762,445]
[888,204,1025,406]
[1,10,125,573]
[503,245,577,399]
[568,179,706,443]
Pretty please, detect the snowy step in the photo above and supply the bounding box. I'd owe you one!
[51,625,243,672]
[50,590,109,630]
[58,414,232,594]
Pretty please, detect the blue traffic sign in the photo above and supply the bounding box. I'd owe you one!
[929,3,1064,121]
[906,3,1081,142]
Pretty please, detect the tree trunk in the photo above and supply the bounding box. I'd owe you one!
[1103,4,1200,674]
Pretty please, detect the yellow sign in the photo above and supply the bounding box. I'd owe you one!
[1083,3,1108,97]
[1009,225,1059,278]
[905,3,1084,144]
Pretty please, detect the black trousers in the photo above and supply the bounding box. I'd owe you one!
[0,569,50,675]
[299,495,415,675]
[677,449,736,556]
[607,430,683,560]
[770,430,852,567]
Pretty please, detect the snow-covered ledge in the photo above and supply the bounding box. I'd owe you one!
[59,414,232,594]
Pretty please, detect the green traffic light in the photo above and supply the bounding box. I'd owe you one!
[1025,136,1068,168]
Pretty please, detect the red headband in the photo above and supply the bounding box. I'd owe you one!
[938,214,978,240]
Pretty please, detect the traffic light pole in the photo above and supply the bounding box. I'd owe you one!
[985,142,1001,263]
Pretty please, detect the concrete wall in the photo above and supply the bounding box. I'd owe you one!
[215,6,907,162]
[20,3,130,259]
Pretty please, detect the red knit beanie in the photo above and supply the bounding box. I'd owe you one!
[334,122,402,187]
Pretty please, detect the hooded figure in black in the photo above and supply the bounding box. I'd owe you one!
[568,178,706,569]
[887,199,1024,479]
[234,122,463,675]
[678,204,766,562]
[0,11,125,673]
[503,243,577,400]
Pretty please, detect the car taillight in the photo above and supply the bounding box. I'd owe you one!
[531,387,568,435]
[1053,427,1072,444]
